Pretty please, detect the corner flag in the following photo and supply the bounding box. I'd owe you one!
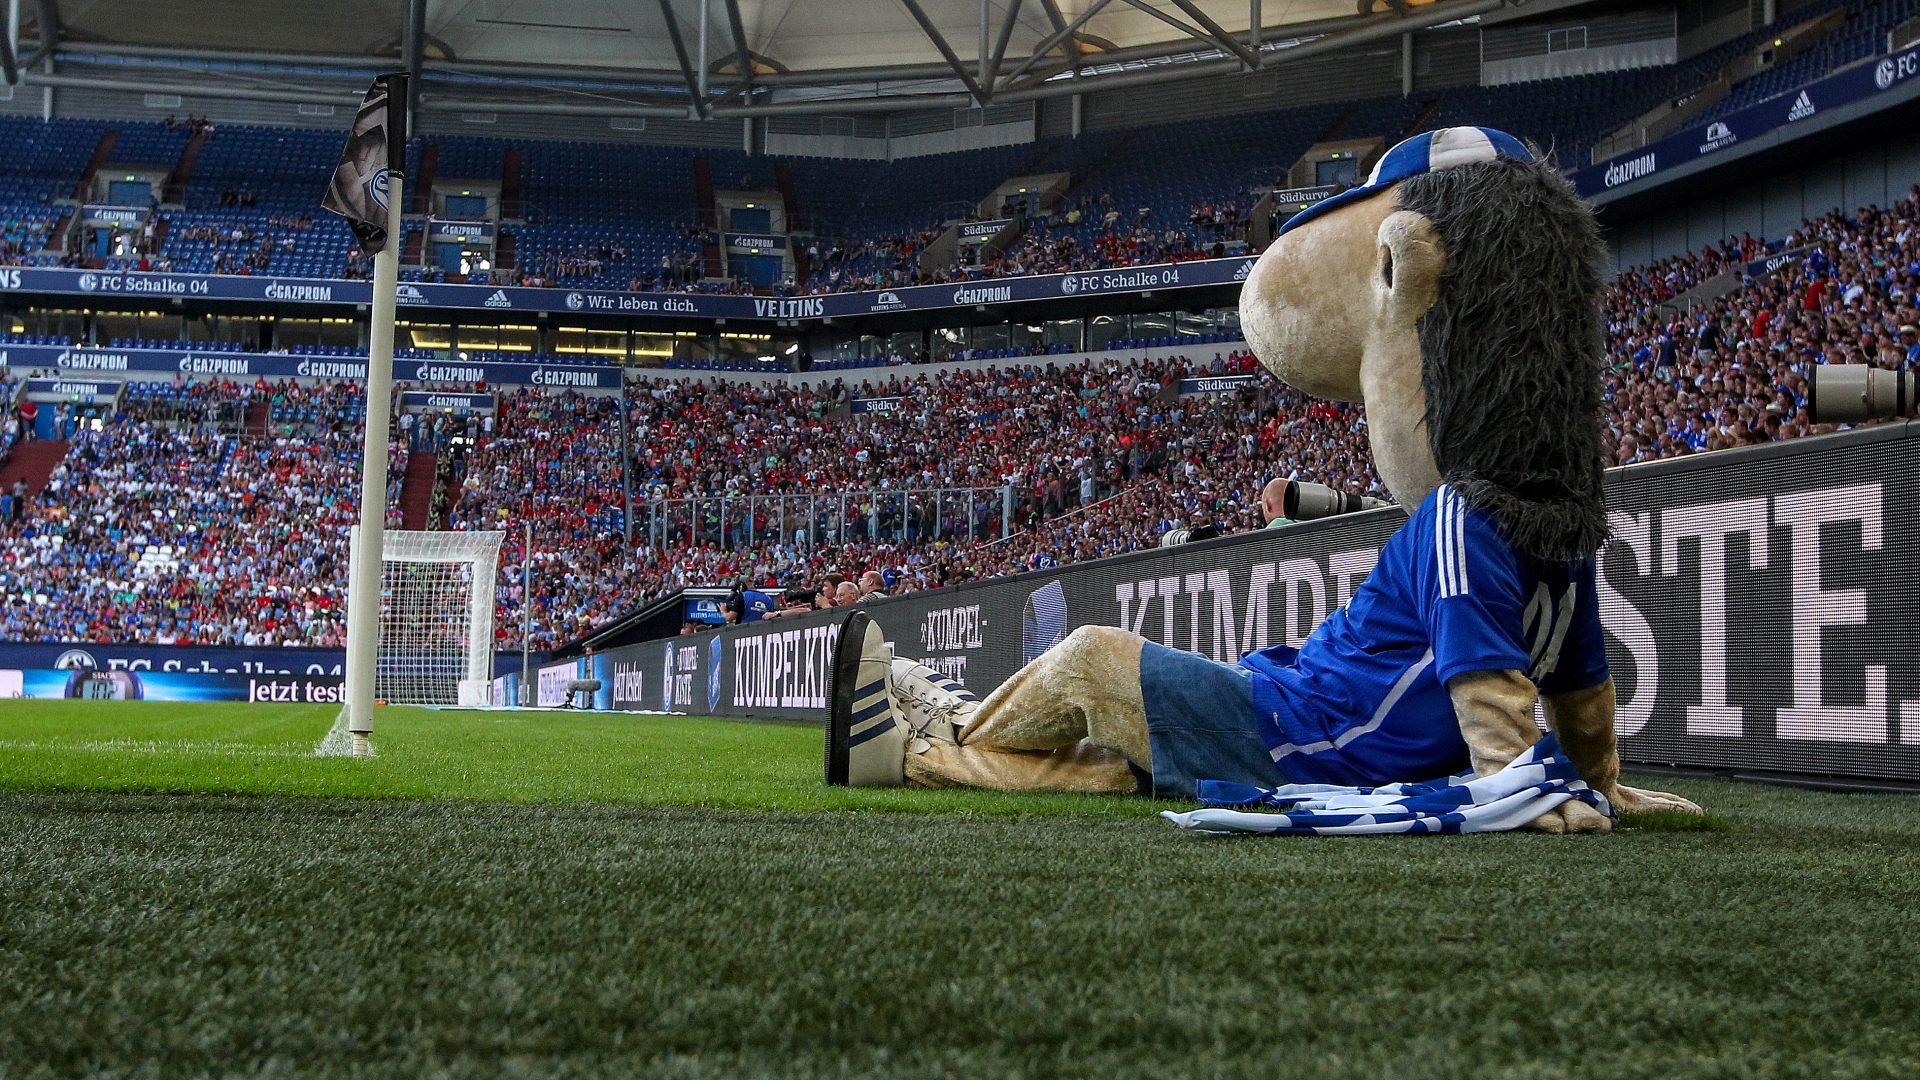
[322,73,408,255]
[327,73,410,753]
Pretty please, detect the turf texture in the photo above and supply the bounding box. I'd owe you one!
[1,702,1917,1076]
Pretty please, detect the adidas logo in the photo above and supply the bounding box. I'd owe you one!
[1787,91,1816,122]
[1233,259,1255,281]
[483,289,512,308]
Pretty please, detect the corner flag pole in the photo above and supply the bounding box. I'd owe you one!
[521,520,531,706]
[326,73,409,755]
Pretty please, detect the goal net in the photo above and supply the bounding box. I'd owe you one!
[371,529,506,705]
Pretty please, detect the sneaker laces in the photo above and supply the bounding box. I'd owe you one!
[897,681,968,744]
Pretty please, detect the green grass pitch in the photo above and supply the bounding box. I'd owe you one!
[2,701,1917,1076]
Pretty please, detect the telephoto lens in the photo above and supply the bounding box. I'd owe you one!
[1158,523,1221,547]
[1808,365,1917,424]
[1284,481,1390,521]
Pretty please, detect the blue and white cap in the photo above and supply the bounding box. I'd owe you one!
[1276,126,1534,237]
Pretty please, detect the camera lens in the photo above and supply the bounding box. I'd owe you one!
[1283,481,1389,521]
[1809,365,1916,424]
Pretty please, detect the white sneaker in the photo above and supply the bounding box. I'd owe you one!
[825,611,907,787]
[889,657,978,751]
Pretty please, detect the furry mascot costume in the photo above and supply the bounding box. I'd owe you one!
[826,128,1702,832]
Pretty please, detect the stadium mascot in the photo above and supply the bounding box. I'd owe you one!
[826,127,1702,832]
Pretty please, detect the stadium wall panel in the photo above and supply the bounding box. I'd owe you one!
[582,424,1920,786]
[1081,50,1400,132]
[1678,2,1758,61]
[1414,29,1485,92]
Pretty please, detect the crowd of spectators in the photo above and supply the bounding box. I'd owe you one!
[0,379,406,646]
[0,207,61,268]
[447,388,632,651]
[171,214,319,276]
[1602,189,1920,464]
[5,187,1920,652]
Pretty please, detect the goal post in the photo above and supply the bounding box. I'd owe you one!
[349,528,506,711]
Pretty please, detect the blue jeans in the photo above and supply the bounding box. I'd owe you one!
[1139,642,1289,800]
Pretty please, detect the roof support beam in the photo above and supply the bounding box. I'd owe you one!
[1000,0,1508,101]
[713,91,974,117]
[981,0,1023,93]
[1165,0,1261,69]
[897,0,986,104]
[14,69,689,117]
[21,0,57,70]
[722,0,753,100]
[698,0,709,97]
[978,0,989,85]
[20,70,365,106]
[1,17,17,86]
[1249,0,1261,62]
[1005,0,1108,85]
[658,0,709,116]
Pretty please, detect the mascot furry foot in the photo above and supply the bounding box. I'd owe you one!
[828,127,1702,829]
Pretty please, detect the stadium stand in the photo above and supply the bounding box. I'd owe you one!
[4,0,1920,650]
[9,170,1916,647]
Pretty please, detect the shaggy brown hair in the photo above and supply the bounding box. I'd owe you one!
[1394,155,1612,562]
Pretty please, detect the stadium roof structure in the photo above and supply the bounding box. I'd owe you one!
[4,0,1512,120]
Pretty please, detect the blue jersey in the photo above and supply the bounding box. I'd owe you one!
[1238,485,1609,786]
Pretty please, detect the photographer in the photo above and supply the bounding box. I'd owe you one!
[724,584,775,625]
[853,570,889,604]
[1257,478,1297,529]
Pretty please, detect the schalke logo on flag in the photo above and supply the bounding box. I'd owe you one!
[365,167,391,214]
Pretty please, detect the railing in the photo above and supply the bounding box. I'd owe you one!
[639,485,1013,552]
[979,478,1154,551]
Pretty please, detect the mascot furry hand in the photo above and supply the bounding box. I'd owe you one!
[825,127,1702,832]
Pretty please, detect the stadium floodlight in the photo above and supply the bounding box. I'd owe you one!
[368,529,507,709]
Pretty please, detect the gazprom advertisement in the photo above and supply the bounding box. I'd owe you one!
[0,343,623,389]
[1579,44,1920,197]
[0,255,1255,324]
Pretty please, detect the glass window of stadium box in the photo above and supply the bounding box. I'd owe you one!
[398,320,453,352]
[932,326,968,359]
[1044,319,1083,351]
[185,314,266,351]
[873,331,922,362]
[553,325,634,364]
[457,322,538,354]
[1173,311,1217,339]
[13,308,90,345]
[673,333,714,366]
[1131,313,1174,342]
[91,310,176,347]
[971,323,1011,353]
[1087,314,1122,350]
[717,332,774,365]
[277,316,361,351]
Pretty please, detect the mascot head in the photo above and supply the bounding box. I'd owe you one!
[1240,127,1610,561]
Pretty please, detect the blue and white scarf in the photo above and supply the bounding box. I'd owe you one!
[1160,733,1611,836]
